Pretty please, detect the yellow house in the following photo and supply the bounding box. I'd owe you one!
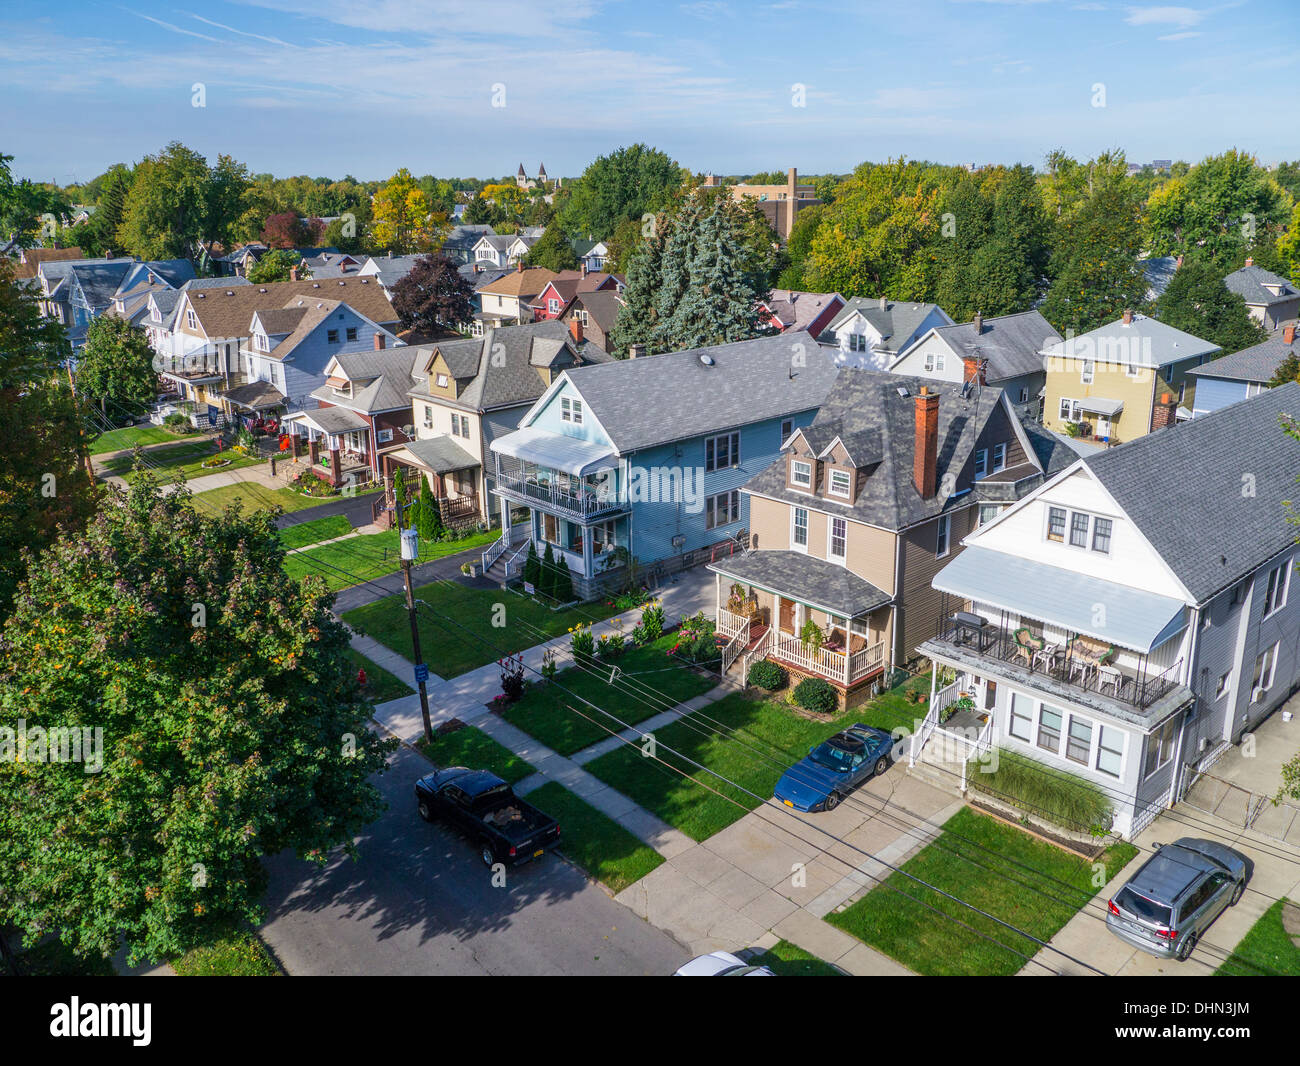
[1041,311,1220,445]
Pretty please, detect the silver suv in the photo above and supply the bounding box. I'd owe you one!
[1106,837,1249,961]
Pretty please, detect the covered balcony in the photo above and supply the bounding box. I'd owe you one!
[490,426,627,522]
[923,546,1190,713]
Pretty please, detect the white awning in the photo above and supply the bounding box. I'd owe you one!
[490,425,619,477]
[933,546,1188,653]
[1077,397,1124,417]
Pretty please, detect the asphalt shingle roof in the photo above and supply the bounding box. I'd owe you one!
[1188,333,1298,384]
[709,550,892,617]
[1040,313,1219,367]
[1083,382,1300,602]
[825,297,948,350]
[915,310,1061,383]
[1224,265,1298,307]
[559,331,839,454]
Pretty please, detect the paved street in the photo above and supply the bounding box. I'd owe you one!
[259,743,691,976]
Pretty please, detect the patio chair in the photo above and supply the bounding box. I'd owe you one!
[1012,628,1043,665]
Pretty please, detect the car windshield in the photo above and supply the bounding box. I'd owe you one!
[808,743,857,773]
[1115,886,1173,927]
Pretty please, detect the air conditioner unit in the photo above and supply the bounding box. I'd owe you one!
[1197,737,1208,753]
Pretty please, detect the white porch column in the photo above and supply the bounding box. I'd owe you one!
[500,494,511,547]
[582,526,593,580]
[715,572,722,621]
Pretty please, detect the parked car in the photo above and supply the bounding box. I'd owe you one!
[1106,837,1249,960]
[773,724,896,812]
[674,951,775,976]
[415,767,560,868]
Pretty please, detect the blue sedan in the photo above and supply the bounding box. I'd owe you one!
[774,725,897,812]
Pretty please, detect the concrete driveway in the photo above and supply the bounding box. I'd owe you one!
[259,744,690,976]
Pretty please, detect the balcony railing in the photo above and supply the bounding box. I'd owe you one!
[768,631,885,687]
[935,617,1182,711]
[493,468,627,521]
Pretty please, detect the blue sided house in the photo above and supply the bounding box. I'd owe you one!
[487,331,839,598]
[1187,324,1298,417]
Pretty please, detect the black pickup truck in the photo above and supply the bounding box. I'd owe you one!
[415,767,560,868]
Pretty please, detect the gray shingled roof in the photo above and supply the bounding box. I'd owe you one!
[709,551,891,617]
[401,435,480,473]
[1187,333,1298,384]
[1041,313,1219,367]
[327,348,424,412]
[744,370,1072,531]
[762,289,843,334]
[1224,265,1298,307]
[915,310,1060,383]
[571,289,623,332]
[559,331,838,453]
[825,297,947,350]
[1083,382,1300,602]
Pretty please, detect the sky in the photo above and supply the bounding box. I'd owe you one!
[2,0,1298,184]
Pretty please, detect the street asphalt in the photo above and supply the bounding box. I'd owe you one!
[258,743,692,976]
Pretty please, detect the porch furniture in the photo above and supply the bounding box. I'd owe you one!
[1069,659,1097,686]
[824,628,847,654]
[1013,627,1044,665]
[1032,642,1061,671]
[1098,663,1123,696]
[848,632,869,654]
[951,612,988,650]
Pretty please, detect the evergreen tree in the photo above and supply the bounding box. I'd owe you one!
[416,473,444,542]
[608,221,664,356]
[523,539,542,589]
[392,467,408,528]
[539,541,558,599]
[552,558,575,603]
[662,196,762,348]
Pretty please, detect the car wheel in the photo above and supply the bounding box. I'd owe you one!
[874,756,889,776]
[417,800,433,822]
[480,842,497,868]
[824,792,840,811]
[1230,881,1245,906]
[1176,932,1198,961]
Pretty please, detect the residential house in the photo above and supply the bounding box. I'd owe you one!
[283,335,415,489]
[757,289,845,341]
[387,318,612,528]
[1225,260,1300,332]
[10,245,83,281]
[300,251,365,278]
[558,289,624,353]
[571,239,609,273]
[1187,323,1298,416]
[710,372,1071,705]
[1041,310,1220,443]
[701,168,821,241]
[471,233,538,271]
[151,277,400,425]
[441,224,498,266]
[487,331,840,598]
[915,383,1300,838]
[820,297,954,370]
[36,256,195,346]
[891,310,1060,415]
[475,267,557,329]
[528,269,622,321]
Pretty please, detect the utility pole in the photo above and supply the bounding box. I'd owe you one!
[398,496,434,742]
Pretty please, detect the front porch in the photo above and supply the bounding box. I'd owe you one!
[382,436,484,531]
[283,407,377,489]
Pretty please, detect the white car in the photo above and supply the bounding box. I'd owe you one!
[674,951,776,976]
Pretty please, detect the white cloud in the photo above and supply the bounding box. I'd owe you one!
[124,9,220,42]
[190,15,295,48]
[1123,5,1205,28]
[680,1,732,18]
[1158,29,1202,39]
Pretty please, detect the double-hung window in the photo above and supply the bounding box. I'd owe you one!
[1065,716,1092,765]
[706,490,740,530]
[992,442,1007,472]
[1091,517,1113,554]
[422,405,433,429]
[935,514,950,558]
[706,431,740,472]
[828,516,847,562]
[1263,562,1290,617]
[1144,718,1177,777]
[1037,707,1062,754]
[1069,511,1090,548]
[1096,726,1123,778]
[829,469,851,498]
[791,460,812,488]
[1081,360,1094,384]
[346,327,358,341]
[974,449,988,480]
[1046,506,1066,543]
[1008,694,1033,741]
[327,329,339,344]
[561,397,583,424]
[792,507,809,550]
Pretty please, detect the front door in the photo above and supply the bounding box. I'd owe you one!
[779,598,795,635]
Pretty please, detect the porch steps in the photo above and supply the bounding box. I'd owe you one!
[904,750,968,799]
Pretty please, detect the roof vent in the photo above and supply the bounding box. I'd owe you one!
[225,290,233,296]
[699,354,715,366]
[197,292,205,298]
[259,287,267,293]
[896,386,910,397]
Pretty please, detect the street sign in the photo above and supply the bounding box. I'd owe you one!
[414,664,430,684]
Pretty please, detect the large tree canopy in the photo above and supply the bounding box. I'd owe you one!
[0,475,395,965]
[370,168,446,254]
[389,253,474,334]
[558,144,684,241]
[76,316,158,414]
[1155,259,1267,354]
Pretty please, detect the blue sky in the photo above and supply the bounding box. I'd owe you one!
[3,0,1298,184]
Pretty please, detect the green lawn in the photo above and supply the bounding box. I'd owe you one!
[189,483,336,516]
[527,781,663,893]
[1216,899,1300,976]
[344,582,621,679]
[826,806,1139,976]
[88,424,183,455]
[750,940,843,976]
[286,527,498,592]
[279,513,354,550]
[583,675,933,842]
[500,632,718,756]
[171,933,280,976]
[344,647,413,704]
[415,724,536,784]
[102,438,264,484]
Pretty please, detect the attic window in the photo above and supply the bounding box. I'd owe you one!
[436,374,449,388]
[791,460,812,487]
[895,386,910,398]
[828,469,851,498]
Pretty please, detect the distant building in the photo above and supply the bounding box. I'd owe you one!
[700,167,821,241]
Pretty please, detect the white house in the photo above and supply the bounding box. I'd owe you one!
[820,296,953,370]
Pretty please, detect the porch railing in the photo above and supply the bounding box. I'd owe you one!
[717,608,750,640]
[502,540,531,581]
[909,681,956,767]
[492,469,627,521]
[935,617,1183,710]
[739,627,774,687]
[482,535,510,573]
[768,632,886,686]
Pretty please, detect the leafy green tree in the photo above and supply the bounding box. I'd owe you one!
[246,249,302,284]
[559,144,684,240]
[523,224,578,271]
[0,152,71,248]
[322,216,363,254]
[1155,260,1266,353]
[609,218,664,356]
[390,253,473,335]
[775,202,825,289]
[74,165,132,256]
[117,142,215,259]
[370,168,446,254]
[392,467,408,528]
[1277,202,1300,286]
[1268,352,1300,388]
[0,474,395,965]
[76,316,157,415]
[205,153,252,251]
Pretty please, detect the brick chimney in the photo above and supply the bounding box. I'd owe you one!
[517,261,524,273]
[1284,323,1296,345]
[879,296,888,311]
[580,262,588,278]
[973,311,983,335]
[569,316,583,345]
[1122,308,1134,325]
[628,343,646,359]
[290,266,298,282]
[1245,257,1254,268]
[1152,391,1177,431]
[962,355,985,387]
[913,386,939,499]
[374,332,385,350]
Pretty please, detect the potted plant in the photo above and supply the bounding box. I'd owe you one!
[799,618,825,657]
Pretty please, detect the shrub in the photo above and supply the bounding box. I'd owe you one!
[539,542,558,600]
[569,622,595,666]
[163,411,190,429]
[523,540,541,589]
[597,632,626,659]
[639,600,665,643]
[967,747,1114,834]
[793,677,837,715]
[747,660,788,690]
[552,558,575,603]
[498,655,526,702]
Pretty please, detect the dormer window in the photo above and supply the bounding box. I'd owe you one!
[436,374,449,389]
[992,442,1006,473]
[828,469,851,498]
[791,460,812,488]
[256,333,269,352]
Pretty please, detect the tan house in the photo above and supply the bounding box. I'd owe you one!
[1041,311,1220,445]
[475,266,558,328]
[710,370,1072,705]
